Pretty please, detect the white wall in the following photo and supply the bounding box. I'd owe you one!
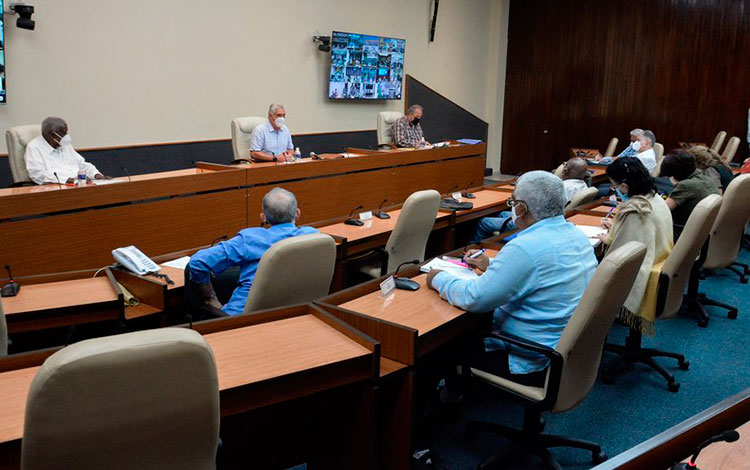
[0,0,508,168]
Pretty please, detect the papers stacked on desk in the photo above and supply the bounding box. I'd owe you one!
[161,256,191,269]
[420,257,479,280]
[574,225,607,247]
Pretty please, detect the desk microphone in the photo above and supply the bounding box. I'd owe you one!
[211,235,228,246]
[669,429,740,470]
[462,182,477,199]
[53,172,63,189]
[310,152,321,160]
[121,166,133,182]
[344,205,365,226]
[375,199,390,219]
[1,265,20,297]
[393,260,420,291]
[341,147,350,158]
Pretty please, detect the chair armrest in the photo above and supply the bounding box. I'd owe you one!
[478,331,564,409]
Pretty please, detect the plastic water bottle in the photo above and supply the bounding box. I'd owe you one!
[294,147,301,162]
[77,169,87,187]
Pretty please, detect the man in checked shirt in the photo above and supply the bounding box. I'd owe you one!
[390,104,430,148]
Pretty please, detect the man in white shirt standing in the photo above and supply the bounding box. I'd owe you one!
[635,129,657,174]
[24,117,106,185]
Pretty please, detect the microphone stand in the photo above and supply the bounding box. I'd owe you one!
[668,430,740,470]
[53,172,64,189]
[1,265,20,297]
[375,199,390,219]
[344,205,365,226]
[121,166,133,182]
[393,260,421,290]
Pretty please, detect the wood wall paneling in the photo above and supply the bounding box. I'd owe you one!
[501,0,750,174]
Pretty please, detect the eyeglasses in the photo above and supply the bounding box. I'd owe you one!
[507,198,526,208]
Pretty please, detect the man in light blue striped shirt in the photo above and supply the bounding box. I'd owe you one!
[427,171,598,385]
[250,103,295,162]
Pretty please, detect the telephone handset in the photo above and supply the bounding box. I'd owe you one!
[112,246,160,275]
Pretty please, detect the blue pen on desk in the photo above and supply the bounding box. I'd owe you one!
[605,206,616,218]
[468,248,486,259]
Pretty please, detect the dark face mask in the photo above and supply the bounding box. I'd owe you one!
[411,117,420,125]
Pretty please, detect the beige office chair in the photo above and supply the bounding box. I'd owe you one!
[0,293,7,356]
[603,137,618,158]
[721,136,740,164]
[243,233,336,313]
[700,175,750,310]
[566,187,598,209]
[652,142,665,177]
[5,124,41,185]
[230,116,267,161]
[466,242,647,469]
[710,130,727,153]
[358,190,441,279]
[604,194,722,391]
[21,328,220,470]
[376,111,403,149]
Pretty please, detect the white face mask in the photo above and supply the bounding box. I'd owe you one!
[631,140,642,152]
[54,133,72,147]
[274,117,285,128]
[511,204,519,224]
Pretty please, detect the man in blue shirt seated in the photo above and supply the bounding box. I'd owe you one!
[426,171,598,389]
[249,103,295,162]
[188,187,317,315]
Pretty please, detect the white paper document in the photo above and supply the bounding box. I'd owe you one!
[420,257,479,281]
[574,225,607,247]
[91,179,127,185]
[161,256,191,270]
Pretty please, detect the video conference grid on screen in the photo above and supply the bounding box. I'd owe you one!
[328,31,405,100]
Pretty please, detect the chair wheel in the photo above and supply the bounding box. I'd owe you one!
[698,319,708,328]
[728,310,738,319]
[668,382,680,393]
[679,360,690,370]
[592,452,608,464]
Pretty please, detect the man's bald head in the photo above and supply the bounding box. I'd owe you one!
[562,157,588,180]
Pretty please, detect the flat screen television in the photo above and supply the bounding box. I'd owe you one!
[0,0,6,104]
[328,31,405,100]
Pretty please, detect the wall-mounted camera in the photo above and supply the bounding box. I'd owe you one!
[9,1,35,31]
[312,33,330,53]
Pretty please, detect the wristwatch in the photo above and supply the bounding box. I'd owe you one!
[272,156,278,162]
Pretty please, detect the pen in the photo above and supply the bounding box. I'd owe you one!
[605,206,616,218]
[468,248,486,259]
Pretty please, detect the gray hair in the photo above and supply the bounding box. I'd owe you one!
[629,128,644,137]
[262,187,298,225]
[41,116,67,135]
[515,171,565,221]
[268,103,285,116]
[406,104,423,115]
[642,130,655,145]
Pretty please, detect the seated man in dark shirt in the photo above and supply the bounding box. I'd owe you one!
[659,149,720,236]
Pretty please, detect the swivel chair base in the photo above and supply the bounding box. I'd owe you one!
[697,293,738,320]
[603,330,689,393]
[467,410,607,470]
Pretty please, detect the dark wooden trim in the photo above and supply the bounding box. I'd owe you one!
[0,346,61,372]
[591,388,750,470]
[405,74,488,125]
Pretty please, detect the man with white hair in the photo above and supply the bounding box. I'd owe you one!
[249,103,295,162]
[635,130,658,174]
[427,171,597,387]
[24,116,106,185]
[391,104,429,148]
[616,128,645,158]
[188,187,317,315]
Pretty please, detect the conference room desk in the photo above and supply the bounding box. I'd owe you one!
[0,303,381,470]
[0,268,123,335]
[1,143,486,280]
[591,388,749,470]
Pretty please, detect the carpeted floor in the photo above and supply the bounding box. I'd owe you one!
[417,246,750,470]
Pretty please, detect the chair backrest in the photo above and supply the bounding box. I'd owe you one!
[710,130,727,153]
[652,142,665,176]
[377,111,403,148]
[0,293,7,356]
[243,233,336,313]
[704,175,750,270]
[552,163,564,177]
[721,136,740,164]
[660,194,722,318]
[384,189,441,272]
[604,137,618,158]
[553,241,647,413]
[22,328,219,470]
[230,116,266,160]
[565,187,598,209]
[5,125,41,183]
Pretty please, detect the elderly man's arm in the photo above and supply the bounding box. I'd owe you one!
[429,244,534,313]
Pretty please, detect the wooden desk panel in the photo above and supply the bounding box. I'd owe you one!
[206,315,370,390]
[2,277,116,315]
[319,208,450,242]
[247,155,486,226]
[589,204,617,215]
[567,213,604,227]
[0,367,38,445]
[0,189,247,278]
[339,274,464,337]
